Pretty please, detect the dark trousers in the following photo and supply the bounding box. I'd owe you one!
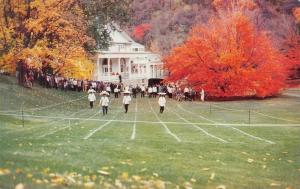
[90,101,93,108]
[141,91,145,98]
[160,106,164,113]
[124,104,129,113]
[102,106,108,115]
[115,92,118,98]
[184,92,189,101]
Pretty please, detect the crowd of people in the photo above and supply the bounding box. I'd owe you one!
[35,73,205,102]
[22,73,206,114]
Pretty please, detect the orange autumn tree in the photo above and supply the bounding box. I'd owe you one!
[164,0,288,98]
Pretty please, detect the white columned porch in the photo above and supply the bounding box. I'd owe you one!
[108,58,111,81]
[118,58,121,74]
[128,58,132,79]
[97,55,100,81]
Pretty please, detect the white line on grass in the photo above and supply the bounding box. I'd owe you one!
[210,104,247,112]
[177,104,275,144]
[253,111,299,123]
[83,110,121,140]
[130,98,138,140]
[0,96,86,113]
[39,110,100,138]
[1,113,300,127]
[283,93,300,98]
[5,109,87,134]
[169,108,227,143]
[38,96,118,139]
[148,99,181,142]
[197,102,299,123]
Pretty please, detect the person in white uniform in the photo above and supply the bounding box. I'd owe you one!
[114,87,119,98]
[122,91,132,113]
[158,93,166,113]
[99,91,110,115]
[148,86,153,98]
[200,88,205,102]
[140,85,146,98]
[88,88,96,108]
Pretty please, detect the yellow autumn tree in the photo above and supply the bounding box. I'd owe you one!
[0,0,96,82]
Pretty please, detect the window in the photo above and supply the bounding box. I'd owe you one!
[120,58,126,72]
[102,59,108,73]
[118,44,125,52]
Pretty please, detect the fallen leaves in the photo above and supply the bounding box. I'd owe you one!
[15,183,24,189]
[84,182,95,188]
[97,170,110,176]
[216,185,226,189]
[270,182,281,186]
[287,160,294,163]
[202,168,210,171]
[0,168,11,175]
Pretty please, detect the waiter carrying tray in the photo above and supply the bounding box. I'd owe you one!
[99,91,110,115]
[158,93,167,114]
[88,88,96,109]
[122,90,132,113]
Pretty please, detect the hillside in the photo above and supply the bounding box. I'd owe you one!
[128,0,300,55]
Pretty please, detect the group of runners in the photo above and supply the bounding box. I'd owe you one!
[87,86,167,115]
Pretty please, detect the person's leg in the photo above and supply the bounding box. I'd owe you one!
[162,106,164,113]
[125,104,128,113]
[102,106,105,115]
[160,106,163,113]
[105,106,108,114]
[90,101,93,108]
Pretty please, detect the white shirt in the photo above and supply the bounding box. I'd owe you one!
[88,93,96,102]
[92,82,96,88]
[99,96,109,106]
[148,87,153,93]
[152,87,157,93]
[88,89,96,102]
[158,97,166,107]
[141,86,145,92]
[167,86,173,93]
[184,87,189,93]
[114,88,119,93]
[122,96,131,105]
[106,86,111,92]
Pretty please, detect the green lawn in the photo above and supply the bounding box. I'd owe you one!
[0,75,300,189]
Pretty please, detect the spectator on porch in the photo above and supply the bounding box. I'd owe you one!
[114,87,119,98]
[140,85,145,98]
[148,86,153,98]
[200,88,205,102]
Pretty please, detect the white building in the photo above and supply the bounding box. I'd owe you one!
[93,27,164,85]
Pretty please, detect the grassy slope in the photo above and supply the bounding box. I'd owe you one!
[0,75,300,189]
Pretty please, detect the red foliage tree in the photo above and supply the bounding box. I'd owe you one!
[164,12,288,98]
[284,34,300,79]
[133,23,151,41]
